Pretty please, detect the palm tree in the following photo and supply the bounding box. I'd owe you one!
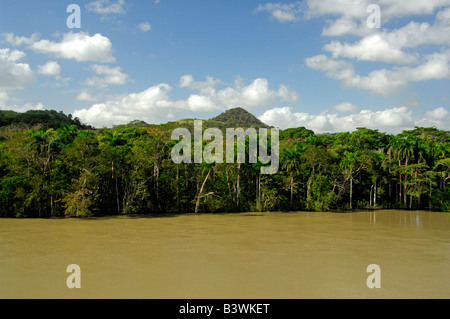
[253,157,271,206]
[57,123,78,147]
[340,151,358,210]
[399,136,416,208]
[282,143,304,209]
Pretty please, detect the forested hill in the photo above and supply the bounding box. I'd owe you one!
[116,107,271,134]
[210,107,270,128]
[0,110,92,130]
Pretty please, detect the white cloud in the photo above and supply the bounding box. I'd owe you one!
[138,22,152,32]
[0,48,35,90]
[380,0,450,19]
[277,84,300,103]
[178,75,299,111]
[383,15,450,49]
[76,89,97,102]
[180,74,221,90]
[73,83,173,127]
[86,0,127,15]
[216,77,299,108]
[74,76,300,127]
[259,106,450,134]
[306,0,369,21]
[37,61,61,78]
[86,64,131,88]
[0,49,36,110]
[0,91,9,106]
[30,32,115,63]
[322,10,450,65]
[3,33,39,46]
[330,102,359,113]
[323,35,419,65]
[256,2,304,22]
[417,107,450,128]
[425,106,449,120]
[321,17,365,37]
[307,0,450,22]
[305,51,450,96]
[0,101,45,112]
[298,1,450,95]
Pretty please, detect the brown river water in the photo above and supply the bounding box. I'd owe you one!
[1,210,449,299]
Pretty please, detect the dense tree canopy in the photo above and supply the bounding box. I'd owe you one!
[0,109,448,218]
[0,110,92,130]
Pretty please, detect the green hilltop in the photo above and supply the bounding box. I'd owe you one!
[0,110,92,130]
[115,107,272,134]
[210,107,270,128]
[0,107,270,133]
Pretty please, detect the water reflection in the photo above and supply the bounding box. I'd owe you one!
[368,210,424,227]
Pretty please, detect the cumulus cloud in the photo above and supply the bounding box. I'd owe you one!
[86,64,131,88]
[86,0,127,15]
[417,107,450,128]
[255,2,304,22]
[73,84,173,127]
[217,77,299,108]
[321,17,365,37]
[0,48,35,90]
[180,74,222,92]
[0,99,45,112]
[264,1,450,96]
[138,22,152,32]
[30,32,115,63]
[178,75,299,111]
[330,102,359,113]
[37,61,61,78]
[323,35,419,65]
[259,106,450,134]
[76,89,97,102]
[0,91,10,106]
[3,33,39,46]
[305,51,450,96]
[74,76,300,127]
[381,0,450,19]
[0,48,37,111]
[323,10,450,65]
[307,0,450,22]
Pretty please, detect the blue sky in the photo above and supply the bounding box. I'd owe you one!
[0,0,449,133]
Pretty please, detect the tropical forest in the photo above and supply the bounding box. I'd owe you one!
[0,108,449,218]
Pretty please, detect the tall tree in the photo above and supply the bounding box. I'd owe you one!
[282,143,304,209]
[340,151,359,210]
[101,130,129,214]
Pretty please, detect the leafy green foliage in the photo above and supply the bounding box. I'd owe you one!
[0,110,92,130]
[211,107,269,128]
[0,107,448,218]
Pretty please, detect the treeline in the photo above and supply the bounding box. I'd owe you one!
[0,122,449,217]
[0,110,92,130]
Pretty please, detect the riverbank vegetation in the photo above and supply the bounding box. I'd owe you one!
[0,108,449,217]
